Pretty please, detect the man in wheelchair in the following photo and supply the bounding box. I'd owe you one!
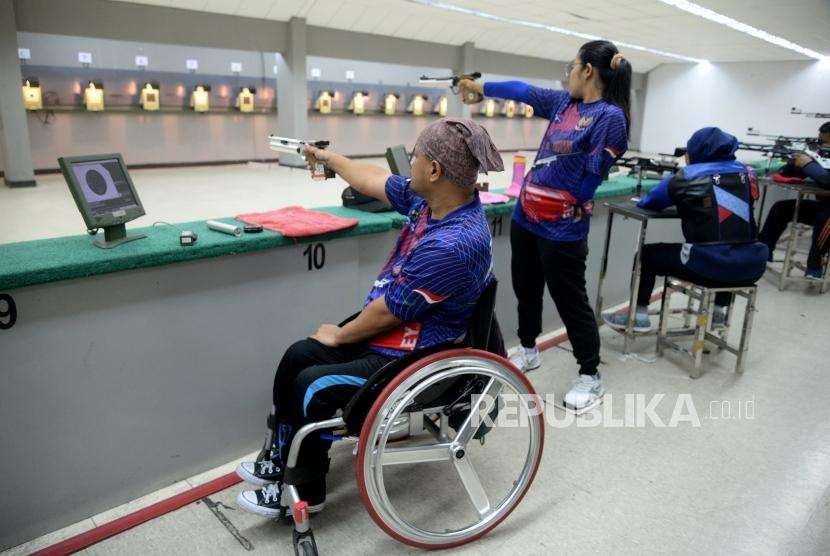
[237,118,504,517]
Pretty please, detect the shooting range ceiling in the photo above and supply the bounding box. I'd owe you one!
[112,0,830,71]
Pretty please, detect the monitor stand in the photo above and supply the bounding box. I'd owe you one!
[93,223,146,249]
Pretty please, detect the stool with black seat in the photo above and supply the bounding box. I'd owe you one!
[277,279,545,555]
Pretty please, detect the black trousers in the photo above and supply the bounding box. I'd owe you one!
[638,243,753,308]
[271,338,392,483]
[758,199,830,270]
[510,220,600,374]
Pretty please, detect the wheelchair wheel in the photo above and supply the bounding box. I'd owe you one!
[356,349,544,549]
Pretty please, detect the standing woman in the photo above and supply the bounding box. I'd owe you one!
[459,40,631,410]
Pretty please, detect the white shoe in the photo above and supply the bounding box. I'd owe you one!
[510,347,541,373]
[564,372,605,411]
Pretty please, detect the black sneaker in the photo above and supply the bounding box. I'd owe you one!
[236,481,326,518]
[236,458,283,487]
[237,483,284,518]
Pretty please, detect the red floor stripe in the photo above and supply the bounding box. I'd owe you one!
[537,331,570,352]
[31,291,661,554]
[537,290,662,353]
[31,472,241,556]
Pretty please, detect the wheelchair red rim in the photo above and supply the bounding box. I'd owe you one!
[355,348,545,550]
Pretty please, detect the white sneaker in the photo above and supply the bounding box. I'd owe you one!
[510,347,541,373]
[563,372,605,411]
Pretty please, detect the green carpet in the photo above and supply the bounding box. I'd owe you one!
[0,180,643,291]
[0,208,391,291]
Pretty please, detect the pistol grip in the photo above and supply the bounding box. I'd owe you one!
[464,91,483,104]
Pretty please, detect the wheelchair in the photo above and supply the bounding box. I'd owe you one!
[265,280,545,555]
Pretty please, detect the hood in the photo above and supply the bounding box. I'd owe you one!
[686,127,739,164]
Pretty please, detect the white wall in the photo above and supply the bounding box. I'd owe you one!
[640,60,830,157]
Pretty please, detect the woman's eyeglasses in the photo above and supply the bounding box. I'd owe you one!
[564,61,581,78]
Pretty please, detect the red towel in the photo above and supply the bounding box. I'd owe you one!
[236,207,359,237]
[772,173,805,184]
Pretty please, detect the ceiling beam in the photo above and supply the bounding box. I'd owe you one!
[12,0,645,86]
[13,0,288,52]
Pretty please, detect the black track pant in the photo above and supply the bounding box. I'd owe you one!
[271,338,392,483]
[758,199,830,270]
[510,220,600,375]
[637,243,755,308]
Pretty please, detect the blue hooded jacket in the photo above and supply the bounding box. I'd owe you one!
[638,127,768,283]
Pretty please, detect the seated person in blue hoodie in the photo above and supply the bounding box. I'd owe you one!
[758,121,830,280]
[604,127,769,332]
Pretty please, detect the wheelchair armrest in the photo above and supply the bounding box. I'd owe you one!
[337,312,361,327]
[342,342,455,435]
[342,313,507,435]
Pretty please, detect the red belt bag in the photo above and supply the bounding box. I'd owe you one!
[520,182,594,224]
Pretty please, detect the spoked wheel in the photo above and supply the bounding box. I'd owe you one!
[356,349,544,550]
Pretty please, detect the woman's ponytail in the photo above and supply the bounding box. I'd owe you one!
[578,40,632,134]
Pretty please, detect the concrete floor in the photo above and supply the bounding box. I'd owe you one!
[55,277,829,556]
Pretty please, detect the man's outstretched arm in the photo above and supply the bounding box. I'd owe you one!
[304,145,391,203]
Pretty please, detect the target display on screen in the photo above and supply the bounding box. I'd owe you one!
[59,153,145,231]
[71,159,139,215]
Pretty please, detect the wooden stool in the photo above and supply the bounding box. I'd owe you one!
[656,278,758,378]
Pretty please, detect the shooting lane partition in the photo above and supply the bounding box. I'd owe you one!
[0,177,684,550]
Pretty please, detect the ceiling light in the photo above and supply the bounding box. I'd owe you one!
[407,0,707,63]
[657,0,827,60]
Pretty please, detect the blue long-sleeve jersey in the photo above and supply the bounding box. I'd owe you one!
[484,81,628,241]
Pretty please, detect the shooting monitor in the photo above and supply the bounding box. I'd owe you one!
[385,144,412,177]
[58,153,147,249]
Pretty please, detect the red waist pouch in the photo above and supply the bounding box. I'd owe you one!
[236,206,359,237]
[772,173,805,184]
[519,183,592,224]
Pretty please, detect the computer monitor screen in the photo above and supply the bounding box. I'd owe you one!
[385,144,412,177]
[71,159,139,217]
[59,153,145,232]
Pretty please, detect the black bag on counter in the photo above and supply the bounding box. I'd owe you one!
[341,186,393,213]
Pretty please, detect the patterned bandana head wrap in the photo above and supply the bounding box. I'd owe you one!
[414,117,504,187]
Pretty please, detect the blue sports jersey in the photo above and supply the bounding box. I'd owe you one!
[484,81,628,242]
[364,175,493,357]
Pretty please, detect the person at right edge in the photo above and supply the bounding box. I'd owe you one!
[459,40,630,410]
[758,121,830,280]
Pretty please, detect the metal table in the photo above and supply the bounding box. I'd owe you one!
[760,177,830,293]
[595,200,680,354]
